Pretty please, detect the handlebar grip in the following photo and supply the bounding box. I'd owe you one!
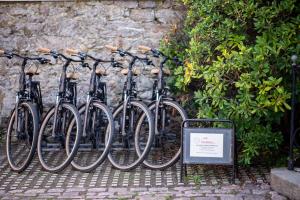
[138,45,152,52]
[0,49,4,55]
[65,48,79,55]
[105,45,118,52]
[37,48,51,54]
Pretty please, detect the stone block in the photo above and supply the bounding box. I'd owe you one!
[271,168,300,200]
[130,9,155,22]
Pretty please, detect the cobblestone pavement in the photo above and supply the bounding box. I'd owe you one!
[0,146,287,199]
[0,183,287,200]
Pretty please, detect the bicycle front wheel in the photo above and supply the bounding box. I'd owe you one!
[37,103,82,173]
[108,100,154,170]
[6,102,39,172]
[66,101,114,172]
[135,99,187,170]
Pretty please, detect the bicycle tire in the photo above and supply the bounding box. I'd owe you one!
[6,102,39,172]
[66,101,114,172]
[37,103,82,173]
[107,100,154,171]
[135,99,187,170]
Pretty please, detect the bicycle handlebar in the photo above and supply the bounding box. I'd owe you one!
[138,45,183,66]
[105,45,151,65]
[37,48,83,63]
[65,48,123,68]
[1,49,50,64]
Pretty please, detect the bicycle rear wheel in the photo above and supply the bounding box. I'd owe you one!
[6,102,39,172]
[37,103,82,172]
[66,101,114,172]
[135,99,187,170]
[108,100,154,170]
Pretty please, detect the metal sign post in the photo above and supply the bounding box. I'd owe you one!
[180,119,237,184]
[288,55,299,170]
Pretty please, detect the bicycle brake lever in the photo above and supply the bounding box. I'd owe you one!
[82,63,91,69]
[39,58,50,64]
[6,54,13,59]
[113,62,123,68]
[173,57,183,66]
[3,51,13,59]
[147,59,154,66]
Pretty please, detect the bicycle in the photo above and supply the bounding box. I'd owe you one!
[105,45,154,170]
[64,48,120,172]
[36,48,83,172]
[1,49,49,172]
[135,46,187,170]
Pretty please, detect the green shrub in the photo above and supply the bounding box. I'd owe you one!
[161,0,300,165]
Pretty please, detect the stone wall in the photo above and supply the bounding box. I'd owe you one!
[0,0,184,125]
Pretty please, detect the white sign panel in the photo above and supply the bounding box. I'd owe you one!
[190,133,224,158]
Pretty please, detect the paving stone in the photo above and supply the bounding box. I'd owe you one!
[24,189,46,194]
[243,194,267,200]
[220,195,244,200]
[194,197,218,200]
[57,195,84,199]
[269,191,288,200]
[15,193,37,197]
[130,187,148,192]
[47,188,65,193]
[252,189,269,195]
[108,187,128,194]
[65,187,87,192]
[8,189,24,194]
[148,187,168,192]
[87,188,107,192]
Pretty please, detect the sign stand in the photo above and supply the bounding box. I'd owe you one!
[180,119,237,184]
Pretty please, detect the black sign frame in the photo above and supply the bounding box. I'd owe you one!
[180,118,237,184]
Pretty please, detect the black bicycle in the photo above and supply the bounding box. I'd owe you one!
[1,49,49,172]
[135,46,187,170]
[105,45,154,170]
[65,48,119,172]
[36,48,83,172]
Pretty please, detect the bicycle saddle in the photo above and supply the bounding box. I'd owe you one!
[96,67,108,76]
[25,66,41,76]
[66,72,79,80]
[150,67,171,76]
[121,68,141,76]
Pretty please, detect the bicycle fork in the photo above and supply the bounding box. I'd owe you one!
[83,95,92,138]
[51,96,65,139]
[121,96,134,148]
[154,94,166,147]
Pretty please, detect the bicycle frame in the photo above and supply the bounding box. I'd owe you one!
[15,59,29,133]
[8,54,47,134]
[49,54,83,138]
[147,50,181,137]
[121,56,141,138]
[67,52,116,138]
[82,60,108,137]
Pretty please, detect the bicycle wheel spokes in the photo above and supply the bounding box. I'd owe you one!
[39,110,67,167]
[38,103,81,172]
[6,102,38,172]
[7,112,31,167]
[67,102,113,172]
[136,100,187,169]
[108,101,153,170]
